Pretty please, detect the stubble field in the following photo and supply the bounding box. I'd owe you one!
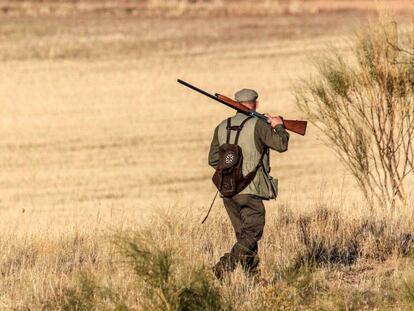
[1,2,414,309]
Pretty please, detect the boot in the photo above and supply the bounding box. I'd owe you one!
[243,255,260,278]
[232,243,260,278]
[212,252,237,280]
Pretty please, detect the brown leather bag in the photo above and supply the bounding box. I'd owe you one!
[212,117,265,197]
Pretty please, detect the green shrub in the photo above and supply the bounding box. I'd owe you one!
[113,231,228,311]
[295,18,414,210]
[42,271,128,311]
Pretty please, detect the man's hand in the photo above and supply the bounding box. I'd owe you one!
[264,113,284,128]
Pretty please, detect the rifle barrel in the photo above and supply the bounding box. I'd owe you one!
[177,79,267,121]
[177,79,239,111]
[177,79,220,104]
[178,79,307,136]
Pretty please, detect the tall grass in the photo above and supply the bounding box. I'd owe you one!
[113,229,226,311]
[2,202,414,310]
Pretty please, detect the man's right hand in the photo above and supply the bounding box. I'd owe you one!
[264,113,284,128]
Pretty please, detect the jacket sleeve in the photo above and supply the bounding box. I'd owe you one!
[255,119,289,152]
[208,125,220,168]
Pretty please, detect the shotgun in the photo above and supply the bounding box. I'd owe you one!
[177,79,307,136]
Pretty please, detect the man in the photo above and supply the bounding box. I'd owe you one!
[208,88,289,279]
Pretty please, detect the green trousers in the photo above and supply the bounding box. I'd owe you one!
[213,194,265,279]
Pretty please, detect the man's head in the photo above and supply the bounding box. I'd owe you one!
[235,88,259,111]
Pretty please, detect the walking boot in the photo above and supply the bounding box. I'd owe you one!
[212,252,237,280]
[244,255,261,279]
[232,244,260,278]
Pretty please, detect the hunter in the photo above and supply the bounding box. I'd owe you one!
[208,88,289,279]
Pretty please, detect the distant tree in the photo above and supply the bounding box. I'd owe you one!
[295,18,414,210]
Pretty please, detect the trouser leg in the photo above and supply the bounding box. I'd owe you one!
[212,197,241,280]
[223,196,243,242]
[234,195,265,275]
[213,194,265,279]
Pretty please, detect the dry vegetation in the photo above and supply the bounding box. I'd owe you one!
[296,17,414,210]
[1,1,414,309]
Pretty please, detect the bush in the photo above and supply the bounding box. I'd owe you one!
[42,271,128,311]
[295,18,414,210]
[290,207,414,269]
[113,230,228,311]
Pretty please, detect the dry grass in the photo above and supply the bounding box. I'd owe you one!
[3,205,414,309]
[0,3,414,309]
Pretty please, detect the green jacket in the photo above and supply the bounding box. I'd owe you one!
[208,112,289,199]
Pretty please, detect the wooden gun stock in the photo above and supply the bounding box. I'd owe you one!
[216,94,307,136]
[282,119,307,136]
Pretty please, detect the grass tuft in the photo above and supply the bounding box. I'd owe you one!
[113,230,227,310]
[42,271,128,311]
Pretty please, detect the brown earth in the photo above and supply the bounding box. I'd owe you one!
[0,0,412,17]
[0,1,412,229]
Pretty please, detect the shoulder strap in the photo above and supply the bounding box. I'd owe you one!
[236,147,268,193]
[256,147,267,169]
[248,147,267,175]
[234,116,252,145]
[226,118,232,144]
[226,116,252,145]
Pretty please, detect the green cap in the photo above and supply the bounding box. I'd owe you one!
[234,88,258,102]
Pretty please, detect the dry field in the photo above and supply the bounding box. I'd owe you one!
[1,1,414,309]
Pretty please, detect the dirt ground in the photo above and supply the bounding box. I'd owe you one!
[0,0,412,17]
[0,2,412,230]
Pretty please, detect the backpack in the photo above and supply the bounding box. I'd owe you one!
[212,116,265,197]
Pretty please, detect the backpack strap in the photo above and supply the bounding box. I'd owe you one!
[256,147,267,169]
[251,147,266,173]
[226,116,252,144]
[234,116,252,145]
[236,147,267,193]
[226,118,232,144]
